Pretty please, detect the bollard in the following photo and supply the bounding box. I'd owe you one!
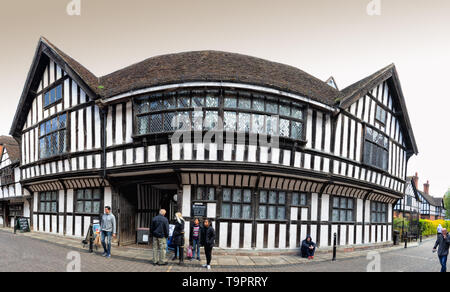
[332,232,337,261]
[404,233,407,249]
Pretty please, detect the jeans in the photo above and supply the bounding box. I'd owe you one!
[439,255,447,273]
[153,237,167,264]
[101,231,112,256]
[192,239,200,259]
[205,246,213,265]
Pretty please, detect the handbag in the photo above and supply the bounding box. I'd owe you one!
[187,245,193,259]
[94,234,102,247]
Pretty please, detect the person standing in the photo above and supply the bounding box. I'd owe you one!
[172,212,186,265]
[300,235,316,259]
[100,206,116,259]
[189,218,201,261]
[433,228,450,272]
[151,209,170,266]
[200,219,215,270]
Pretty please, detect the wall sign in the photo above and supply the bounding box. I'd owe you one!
[192,204,207,217]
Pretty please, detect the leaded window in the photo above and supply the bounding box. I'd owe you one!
[44,84,63,107]
[258,190,286,220]
[39,113,67,159]
[363,126,389,171]
[39,191,58,213]
[222,188,252,219]
[194,186,215,201]
[371,202,387,223]
[291,192,308,206]
[375,105,387,125]
[331,197,354,222]
[75,189,102,214]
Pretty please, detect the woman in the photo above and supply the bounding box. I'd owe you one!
[301,235,316,259]
[171,212,185,265]
[189,218,202,261]
[200,218,215,270]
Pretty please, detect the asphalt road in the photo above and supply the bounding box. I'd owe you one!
[0,230,444,272]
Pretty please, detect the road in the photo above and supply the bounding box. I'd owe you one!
[0,230,443,272]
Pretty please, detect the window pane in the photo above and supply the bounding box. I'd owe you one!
[46,202,51,212]
[52,192,57,201]
[291,107,303,119]
[340,198,347,209]
[85,201,92,213]
[266,101,278,114]
[243,189,252,203]
[192,96,205,107]
[347,210,353,221]
[340,210,346,222]
[280,119,290,137]
[332,209,339,221]
[46,192,51,201]
[371,213,377,222]
[163,97,176,109]
[178,96,190,108]
[208,188,215,201]
[260,190,267,203]
[196,187,204,200]
[266,116,278,136]
[76,201,84,213]
[238,113,250,133]
[300,194,307,206]
[292,193,299,205]
[232,189,242,202]
[232,205,241,219]
[206,95,218,107]
[242,205,252,219]
[85,189,92,200]
[347,199,353,209]
[251,114,265,134]
[77,190,84,200]
[252,98,264,111]
[137,115,150,134]
[223,188,231,201]
[93,201,101,214]
[277,207,285,220]
[291,121,303,140]
[163,112,176,131]
[150,114,163,133]
[279,104,290,116]
[278,192,286,204]
[51,202,57,213]
[333,198,339,208]
[268,206,276,220]
[238,98,251,109]
[224,112,237,131]
[40,202,45,212]
[56,85,62,100]
[222,204,231,218]
[204,111,218,130]
[269,191,277,204]
[192,110,203,131]
[259,206,267,219]
[59,114,67,128]
[224,97,237,108]
[381,213,386,222]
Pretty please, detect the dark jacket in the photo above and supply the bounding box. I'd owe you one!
[301,235,316,257]
[151,214,169,239]
[434,233,450,257]
[200,225,215,248]
[189,222,202,244]
[172,219,185,246]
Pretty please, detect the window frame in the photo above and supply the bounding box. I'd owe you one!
[43,83,64,109]
[38,191,59,214]
[362,125,389,172]
[257,190,287,221]
[192,186,216,202]
[74,188,104,215]
[221,187,253,220]
[371,201,387,223]
[330,196,355,223]
[290,192,309,207]
[375,104,387,126]
[38,113,68,159]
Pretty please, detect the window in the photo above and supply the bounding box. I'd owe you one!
[39,113,67,159]
[363,127,389,171]
[331,197,354,222]
[44,84,63,107]
[375,105,387,125]
[133,89,306,141]
[39,191,58,213]
[0,166,14,185]
[75,189,102,214]
[194,187,215,201]
[258,190,286,220]
[291,192,308,206]
[221,188,252,219]
[406,196,412,207]
[371,202,387,223]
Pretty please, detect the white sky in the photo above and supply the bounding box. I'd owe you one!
[0,0,448,197]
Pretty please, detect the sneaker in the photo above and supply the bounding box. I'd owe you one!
[101,253,107,257]
[106,255,111,259]
[207,265,211,270]
[197,258,201,261]
[158,262,168,266]
[311,256,314,260]
[202,264,208,268]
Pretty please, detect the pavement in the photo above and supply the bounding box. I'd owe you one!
[1,227,439,272]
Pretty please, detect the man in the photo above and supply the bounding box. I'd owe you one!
[200,219,215,270]
[100,206,116,259]
[151,209,170,266]
[433,228,450,272]
[301,235,316,259]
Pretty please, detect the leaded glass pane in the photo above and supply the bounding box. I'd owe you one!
[223,188,231,201]
[206,95,219,107]
[59,114,67,128]
[40,202,45,212]
[277,207,285,220]
[238,98,251,109]
[251,114,265,134]
[252,98,264,111]
[291,107,303,119]
[291,121,303,140]
[268,206,276,219]
[260,190,267,203]
[222,204,231,218]
[51,202,57,213]
[372,203,377,211]
[224,112,237,131]
[233,189,242,202]
[163,112,176,131]
[93,189,101,200]
[178,96,190,108]
[93,201,101,213]
[332,209,339,221]
[196,187,204,200]
[340,210,346,221]
[208,188,215,201]
[278,192,286,204]
[77,190,84,200]
[347,210,353,221]
[259,206,267,219]
[150,114,163,133]
[279,104,290,116]
[266,101,278,114]
[382,204,386,212]
[85,189,92,200]
[377,213,381,223]
[238,113,250,133]
[266,116,278,136]
[333,197,339,208]
[176,112,191,130]
[40,124,45,136]
[163,97,176,109]
[269,191,277,204]
[137,115,150,134]
[192,111,204,131]
[204,111,218,130]
[150,100,163,111]
[46,202,51,212]
[85,201,92,213]
[52,192,57,201]
[340,198,347,209]
[280,119,290,137]
[56,85,63,100]
[300,193,307,205]
[243,189,252,203]
[372,212,377,222]
[224,97,237,108]
[232,205,241,219]
[46,192,52,201]
[381,213,386,222]
[243,205,252,219]
[40,193,45,201]
[192,96,205,107]
[347,199,353,209]
[136,99,150,114]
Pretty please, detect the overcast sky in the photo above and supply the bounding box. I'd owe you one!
[0,0,448,197]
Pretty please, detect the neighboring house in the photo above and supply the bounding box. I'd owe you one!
[0,136,29,228]
[8,37,418,249]
[394,175,421,218]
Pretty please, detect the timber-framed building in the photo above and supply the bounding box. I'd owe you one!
[9,37,418,249]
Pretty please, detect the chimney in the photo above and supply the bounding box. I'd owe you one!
[423,180,430,195]
[412,172,419,189]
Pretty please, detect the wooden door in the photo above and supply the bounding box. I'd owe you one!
[118,185,137,246]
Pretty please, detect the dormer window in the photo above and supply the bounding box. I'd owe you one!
[44,84,63,107]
